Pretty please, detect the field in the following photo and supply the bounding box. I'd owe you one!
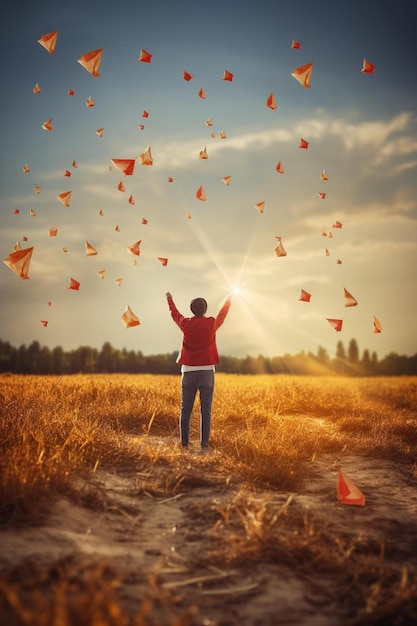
[0,373,416,626]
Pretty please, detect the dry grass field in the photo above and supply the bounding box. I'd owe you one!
[0,373,416,626]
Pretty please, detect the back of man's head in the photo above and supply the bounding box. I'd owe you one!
[190,297,207,317]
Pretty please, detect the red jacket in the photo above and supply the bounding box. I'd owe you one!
[167,296,231,365]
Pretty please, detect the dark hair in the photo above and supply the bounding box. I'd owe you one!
[190,297,207,317]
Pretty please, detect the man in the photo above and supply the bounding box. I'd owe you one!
[166,292,232,450]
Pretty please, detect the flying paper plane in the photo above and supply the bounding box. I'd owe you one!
[222,70,233,81]
[291,62,313,88]
[138,49,152,63]
[38,31,58,54]
[344,287,358,307]
[122,305,140,328]
[85,241,98,256]
[274,237,287,257]
[77,49,103,77]
[327,318,343,332]
[3,246,33,279]
[68,278,80,291]
[337,470,365,506]
[298,289,311,302]
[139,145,153,165]
[196,185,206,201]
[373,316,382,333]
[57,191,71,207]
[266,93,277,110]
[291,40,301,49]
[127,241,141,256]
[361,58,375,74]
[33,83,42,94]
[183,70,193,81]
[111,159,136,175]
[42,119,53,131]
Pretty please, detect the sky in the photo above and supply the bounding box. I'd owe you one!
[1,0,416,361]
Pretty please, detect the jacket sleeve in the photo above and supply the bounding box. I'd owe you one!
[214,297,231,331]
[167,295,185,329]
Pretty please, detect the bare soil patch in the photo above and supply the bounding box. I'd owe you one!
[1,435,416,626]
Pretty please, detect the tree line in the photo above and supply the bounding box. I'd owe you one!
[0,338,416,376]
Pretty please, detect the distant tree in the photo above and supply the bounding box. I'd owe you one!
[317,346,329,363]
[336,341,346,360]
[39,346,52,374]
[98,342,117,373]
[0,340,13,372]
[0,336,416,376]
[52,346,68,373]
[27,341,42,373]
[361,349,371,373]
[348,339,359,363]
[69,346,98,373]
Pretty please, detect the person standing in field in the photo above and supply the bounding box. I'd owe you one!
[165,292,232,451]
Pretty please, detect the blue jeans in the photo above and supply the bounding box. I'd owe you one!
[180,370,214,447]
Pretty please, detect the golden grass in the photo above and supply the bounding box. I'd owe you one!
[0,374,416,625]
[0,374,416,519]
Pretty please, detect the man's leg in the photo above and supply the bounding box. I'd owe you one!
[180,371,198,446]
[198,370,215,447]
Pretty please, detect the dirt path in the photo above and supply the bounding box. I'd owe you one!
[1,437,416,625]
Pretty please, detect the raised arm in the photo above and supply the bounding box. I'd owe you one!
[166,292,185,328]
[214,296,232,330]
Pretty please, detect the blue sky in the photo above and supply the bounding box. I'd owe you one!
[1,0,416,360]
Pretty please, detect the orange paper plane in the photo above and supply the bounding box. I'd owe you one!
[77,49,103,77]
[122,305,140,328]
[38,31,58,54]
[337,470,365,506]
